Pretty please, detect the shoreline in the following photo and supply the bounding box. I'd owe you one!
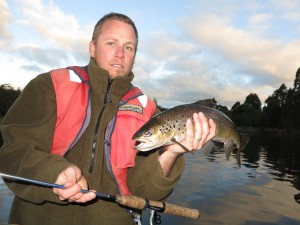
[237,127,300,136]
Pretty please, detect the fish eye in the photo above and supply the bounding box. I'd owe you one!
[143,130,152,137]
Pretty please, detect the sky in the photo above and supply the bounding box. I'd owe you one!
[1,0,300,108]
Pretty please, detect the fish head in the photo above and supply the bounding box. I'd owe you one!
[132,118,175,151]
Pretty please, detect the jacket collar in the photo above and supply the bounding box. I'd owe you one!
[87,57,134,100]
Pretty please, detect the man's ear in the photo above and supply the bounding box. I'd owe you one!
[89,40,96,57]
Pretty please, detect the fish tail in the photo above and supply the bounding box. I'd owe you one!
[224,140,242,167]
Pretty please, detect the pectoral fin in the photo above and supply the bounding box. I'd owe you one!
[224,140,241,167]
[171,137,195,155]
[224,141,235,160]
[202,141,216,156]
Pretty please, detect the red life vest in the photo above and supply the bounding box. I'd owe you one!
[50,66,156,194]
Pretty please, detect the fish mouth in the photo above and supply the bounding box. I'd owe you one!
[134,139,164,151]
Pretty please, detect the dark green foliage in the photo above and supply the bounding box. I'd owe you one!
[0,84,21,146]
[0,84,21,117]
[216,104,230,116]
[230,93,262,127]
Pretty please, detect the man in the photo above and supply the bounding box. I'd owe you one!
[0,13,216,225]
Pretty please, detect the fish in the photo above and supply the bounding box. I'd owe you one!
[132,99,249,166]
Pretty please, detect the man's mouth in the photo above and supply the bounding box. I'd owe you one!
[111,63,124,68]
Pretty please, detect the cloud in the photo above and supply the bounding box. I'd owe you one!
[271,0,300,10]
[133,20,274,107]
[141,31,197,60]
[0,54,38,88]
[133,30,216,107]
[0,0,13,48]
[132,2,300,108]
[2,0,300,109]
[175,13,300,105]
[247,13,273,36]
[0,0,94,88]
[14,44,82,81]
[16,0,91,60]
[282,11,300,23]
[17,45,71,68]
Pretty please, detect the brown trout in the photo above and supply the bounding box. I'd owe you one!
[132,99,249,166]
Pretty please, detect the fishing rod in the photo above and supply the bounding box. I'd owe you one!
[0,172,200,220]
[0,172,115,201]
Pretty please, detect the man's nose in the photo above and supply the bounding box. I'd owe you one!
[115,46,125,59]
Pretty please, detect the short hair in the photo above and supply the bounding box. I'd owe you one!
[92,12,138,47]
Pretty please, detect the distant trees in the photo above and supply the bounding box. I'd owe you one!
[0,84,21,118]
[171,67,300,130]
[0,84,21,146]
[260,68,300,129]
[228,68,300,129]
[229,93,262,127]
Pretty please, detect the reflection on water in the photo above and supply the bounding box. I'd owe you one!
[0,179,13,224]
[158,134,300,225]
[1,135,300,224]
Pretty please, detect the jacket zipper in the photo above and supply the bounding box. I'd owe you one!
[88,80,113,173]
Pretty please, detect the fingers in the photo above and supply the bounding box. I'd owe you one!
[182,112,215,153]
[193,112,212,149]
[207,118,217,141]
[77,175,88,190]
[53,166,96,203]
[185,118,195,144]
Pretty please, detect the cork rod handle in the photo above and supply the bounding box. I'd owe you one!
[116,194,200,220]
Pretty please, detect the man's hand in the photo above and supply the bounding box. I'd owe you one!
[159,112,216,176]
[53,166,96,203]
[170,112,216,155]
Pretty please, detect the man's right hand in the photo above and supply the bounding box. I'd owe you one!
[53,165,96,203]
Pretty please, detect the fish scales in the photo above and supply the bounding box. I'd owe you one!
[132,100,249,166]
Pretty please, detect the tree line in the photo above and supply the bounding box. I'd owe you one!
[158,68,300,130]
[0,84,21,118]
[1,67,300,130]
[225,68,300,129]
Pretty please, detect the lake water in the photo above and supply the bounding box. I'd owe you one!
[1,134,300,225]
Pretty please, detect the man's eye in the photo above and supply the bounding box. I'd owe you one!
[107,42,115,46]
[126,46,134,52]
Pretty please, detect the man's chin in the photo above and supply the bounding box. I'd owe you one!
[109,71,127,79]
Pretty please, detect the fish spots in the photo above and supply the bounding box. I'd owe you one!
[160,123,174,133]
[177,127,185,135]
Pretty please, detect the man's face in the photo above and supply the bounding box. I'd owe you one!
[89,20,137,79]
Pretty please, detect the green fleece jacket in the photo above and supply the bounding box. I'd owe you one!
[0,58,184,225]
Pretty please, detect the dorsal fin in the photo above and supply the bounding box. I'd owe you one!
[195,99,216,108]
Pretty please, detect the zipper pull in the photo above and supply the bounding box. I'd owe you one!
[105,92,112,103]
[105,80,113,103]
